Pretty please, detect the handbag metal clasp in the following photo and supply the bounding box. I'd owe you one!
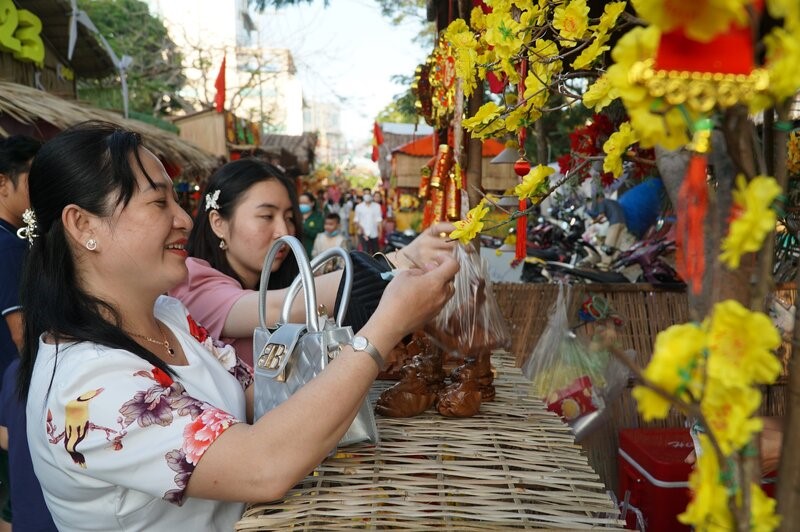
[257,343,287,382]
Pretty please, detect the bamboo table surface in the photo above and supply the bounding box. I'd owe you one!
[236,353,625,531]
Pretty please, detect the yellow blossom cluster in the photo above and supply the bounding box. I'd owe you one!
[678,435,781,531]
[719,175,782,269]
[633,300,781,454]
[514,164,554,201]
[632,298,782,530]
[449,200,490,245]
[602,121,638,178]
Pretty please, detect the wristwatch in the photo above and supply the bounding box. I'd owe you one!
[350,335,385,370]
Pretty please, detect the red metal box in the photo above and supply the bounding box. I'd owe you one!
[617,428,694,531]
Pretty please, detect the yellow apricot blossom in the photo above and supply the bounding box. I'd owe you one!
[463,101,507,139]
[583,74,616,111]
[572,32,610,70]
[449,201,490,244]
[700,380,763,455]
[758,27,800,108]
[444,19,479,97]
[602,122,638,177]
[705,300,782,387]
[632,0,750,43]
[632,322,706,421]
[553,0,590,47]
[678,435,732,530]
[719,175,781,269]
[595,2,627,34]
[514,165,554,201]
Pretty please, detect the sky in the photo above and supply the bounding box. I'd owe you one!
[254,0,430,149]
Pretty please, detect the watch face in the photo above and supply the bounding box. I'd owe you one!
[352,336,367,350]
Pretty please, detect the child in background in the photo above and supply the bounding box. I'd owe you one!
[312,213,350,274]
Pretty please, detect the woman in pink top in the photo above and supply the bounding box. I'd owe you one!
[170,159,455,367]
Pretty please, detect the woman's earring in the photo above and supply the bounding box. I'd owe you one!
[86,239,97,251]
[219,238,227,250]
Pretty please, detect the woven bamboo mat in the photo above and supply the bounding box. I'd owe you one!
[236,353,625,531]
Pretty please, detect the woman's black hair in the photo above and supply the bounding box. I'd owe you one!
[187,158,301,289]
[19,121,178,399]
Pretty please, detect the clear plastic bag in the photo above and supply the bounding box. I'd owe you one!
[425,244,511,356]
[522,284,630,441]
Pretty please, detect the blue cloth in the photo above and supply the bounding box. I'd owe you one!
[618,178,665,238]
[0,360,57,531]
[0,218,26,378]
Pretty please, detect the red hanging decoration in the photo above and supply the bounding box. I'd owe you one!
[514,158,531,262]
[675,124,711,294]
[513,59,529,263]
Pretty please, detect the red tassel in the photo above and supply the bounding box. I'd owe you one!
[516,199,527,261]
[675,153,708,294]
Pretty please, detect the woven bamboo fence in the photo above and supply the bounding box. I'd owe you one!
[493,282,793,493]
[237,353,625,531]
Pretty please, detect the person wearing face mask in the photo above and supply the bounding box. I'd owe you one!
[311,213,349,274]
[354,192,383,254]
[299,192,324,257]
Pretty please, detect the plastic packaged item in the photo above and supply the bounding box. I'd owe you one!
[425,244,511,356]
[522,284,629,441]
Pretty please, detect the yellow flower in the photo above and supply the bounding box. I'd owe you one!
[445,19,479,97]
[602,122,638,177]
[678,435,732,530]
[719,175,781,269]
[767,0,799,30]
[505,102,540,133]
[701,379,763,455]
[750,483,782,532]
[572,32,610,70]
[762,27,800,104]
[484,12,523,61]
[595,2,627,34]
[607,26,691,149]
[463,101,507,139]
[553,0,590,47]
[706,300,782,388]
[514,165,554,201]
[525,40,562,111]
[470,6,487,31]
[449,201,490,244]
[632,0,750,43]
[583,74,616,111]
[633,322,706,420]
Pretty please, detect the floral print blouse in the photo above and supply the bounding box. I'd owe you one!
[26,296,253,532]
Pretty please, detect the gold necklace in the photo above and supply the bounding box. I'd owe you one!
[128,322,176,358]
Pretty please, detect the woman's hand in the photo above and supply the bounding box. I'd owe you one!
[392,222,457,269]
[369,252,459,343]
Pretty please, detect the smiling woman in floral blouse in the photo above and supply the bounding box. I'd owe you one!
[18,122,458,532]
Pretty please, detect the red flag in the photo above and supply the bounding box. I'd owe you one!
[371,121,384,162]
[214,55,226,113]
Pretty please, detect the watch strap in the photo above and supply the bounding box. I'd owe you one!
[351,336,385,370]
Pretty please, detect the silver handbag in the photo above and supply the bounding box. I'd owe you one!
[253,235,379,447]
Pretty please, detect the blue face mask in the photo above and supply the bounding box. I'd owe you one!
[325,230,339,237]
[299,204,312,214]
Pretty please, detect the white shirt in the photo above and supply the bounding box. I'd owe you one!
[27,297,250,531]
[354,202,383,239]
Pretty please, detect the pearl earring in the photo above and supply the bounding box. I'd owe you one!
[86,239,97,251]
[219,238,227,250]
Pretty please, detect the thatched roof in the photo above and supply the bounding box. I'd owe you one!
[0,81,216,176]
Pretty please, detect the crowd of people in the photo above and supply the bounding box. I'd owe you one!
[0,122,458,531]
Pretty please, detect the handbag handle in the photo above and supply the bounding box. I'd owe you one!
[280,247,353,326]
[258,236,320,332]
